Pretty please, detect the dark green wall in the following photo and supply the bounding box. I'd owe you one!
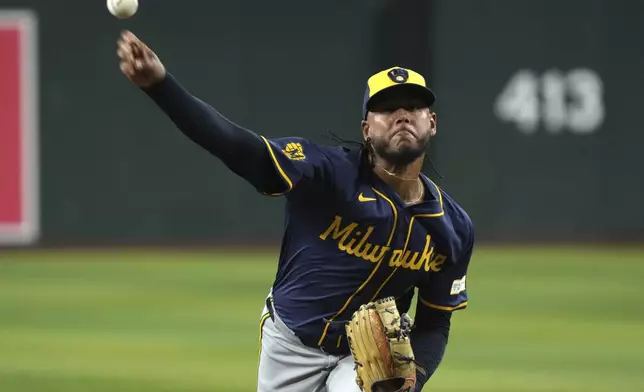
[2,0,641,246]
[429,0,644,242]
[7,0,389,245]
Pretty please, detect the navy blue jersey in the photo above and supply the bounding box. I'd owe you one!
[255,136,474,353]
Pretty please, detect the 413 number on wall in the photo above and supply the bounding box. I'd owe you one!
[494,68,605,135]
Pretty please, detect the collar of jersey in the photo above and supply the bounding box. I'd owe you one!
[369,170,444,214]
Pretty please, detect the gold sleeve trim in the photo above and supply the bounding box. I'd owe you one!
[260,136,293,195]
[419,296,468,311]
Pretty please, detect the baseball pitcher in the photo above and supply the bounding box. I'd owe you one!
[117,30,474,392]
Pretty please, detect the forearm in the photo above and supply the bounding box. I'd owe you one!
[141,73,283,192]
[411,310,451,391]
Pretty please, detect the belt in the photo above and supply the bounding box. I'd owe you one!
[266,297,349,356]
[265,296,275,321]
[300,330,349,356]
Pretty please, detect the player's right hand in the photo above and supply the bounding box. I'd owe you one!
[117,30,166,88]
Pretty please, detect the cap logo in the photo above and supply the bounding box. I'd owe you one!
[387,68,409,84]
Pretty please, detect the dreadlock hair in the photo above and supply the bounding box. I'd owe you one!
[323,130,444,180]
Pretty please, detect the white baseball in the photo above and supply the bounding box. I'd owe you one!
[107,0,138,19]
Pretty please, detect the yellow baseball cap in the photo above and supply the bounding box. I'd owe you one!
[362,66,436,119]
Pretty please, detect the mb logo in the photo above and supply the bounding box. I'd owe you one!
[388,68,408,84]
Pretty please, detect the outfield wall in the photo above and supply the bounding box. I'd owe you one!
[0,0,642,247]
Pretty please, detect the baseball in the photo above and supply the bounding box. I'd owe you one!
[107,0,138,19]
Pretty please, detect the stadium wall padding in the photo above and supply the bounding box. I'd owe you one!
[1,0,641,246]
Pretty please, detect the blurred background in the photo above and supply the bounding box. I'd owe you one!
[1,0,643,391]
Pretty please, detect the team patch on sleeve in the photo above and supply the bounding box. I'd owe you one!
[450,275,466,295]
[259,137,336,196]
[282,142,306,161]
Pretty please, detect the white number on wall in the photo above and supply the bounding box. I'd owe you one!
[494,68,604,135]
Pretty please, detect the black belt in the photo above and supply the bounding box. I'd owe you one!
[300,330,349,356]
[265,297,349,356]
[265,296,275,321]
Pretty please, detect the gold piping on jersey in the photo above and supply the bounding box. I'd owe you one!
[258,312,271,362]
[316,188,398,347]
[260,136,294,195]
[372,187,398,246]
[368,180,445,301]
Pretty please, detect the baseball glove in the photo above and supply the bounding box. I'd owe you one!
[345,297,425,392]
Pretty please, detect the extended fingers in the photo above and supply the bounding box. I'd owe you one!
[132,40,150,62]
[117,29,147,59]
[117,40,133,61]
[117,34,141,75]
[117,36,147,71]
[120,30,137,43]
[120,60,135,76]
[117,30,161,83]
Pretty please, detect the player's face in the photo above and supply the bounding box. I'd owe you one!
[362,88,437,166]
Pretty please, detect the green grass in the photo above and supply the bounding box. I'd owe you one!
[0,246,643,391]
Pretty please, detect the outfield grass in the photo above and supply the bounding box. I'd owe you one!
[0,246,643,391]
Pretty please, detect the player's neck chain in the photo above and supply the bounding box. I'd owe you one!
[404,179,424,205]
[375,163,418,181]
[374,164,424,205]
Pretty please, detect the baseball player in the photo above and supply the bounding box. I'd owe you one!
[117,30,474,392]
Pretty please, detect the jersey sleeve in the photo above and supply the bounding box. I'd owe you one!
[258,136,335,196]
[417,231,474,313]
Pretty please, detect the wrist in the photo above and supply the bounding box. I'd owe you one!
[140,71,170,93]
